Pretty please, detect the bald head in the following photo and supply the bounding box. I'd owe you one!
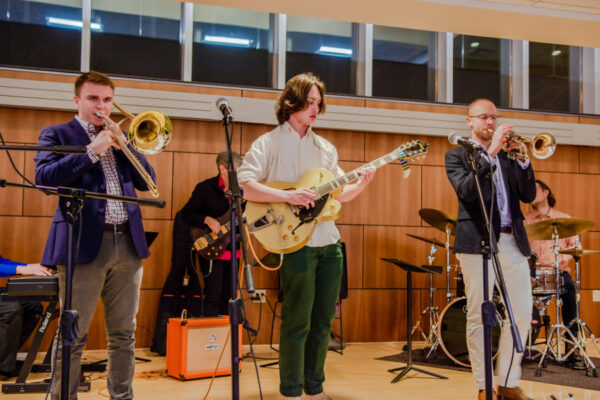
[468,98,495,116]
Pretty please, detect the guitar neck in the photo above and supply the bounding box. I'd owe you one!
[314,150,403,198]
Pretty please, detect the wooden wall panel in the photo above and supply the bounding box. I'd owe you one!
[421,165,458,220]
[169,119,240,154]
[0,150,25,216]
[364,226,459,290]
[0,216,51,262]
[341,289,422,342]
[338,224,364,289]
[140,219,174,290]
[137,150,173,220]
[529,143,579,173]
[534,172,600,228]
[578,232,600,289]
[317,128,365,162]
[579,146,600,174]
[0,108,73,144]
[336,162,421,226]
[171,152,220,217]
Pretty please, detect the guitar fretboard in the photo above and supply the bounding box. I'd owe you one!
[314,147,410,199]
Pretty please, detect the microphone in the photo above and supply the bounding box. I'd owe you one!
[215,97,233,121]
[244,260,255,294]
[448,132,483,152]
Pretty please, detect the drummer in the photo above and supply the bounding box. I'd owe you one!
[524,179,581,368]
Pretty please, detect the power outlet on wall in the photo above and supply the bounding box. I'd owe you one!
[252,289,267,303]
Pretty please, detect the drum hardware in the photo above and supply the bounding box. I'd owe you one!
[418,208,456,304]
[525,298,552,361]
[534,222,597,377]
[565,243,600,372]
[404,237,443,359]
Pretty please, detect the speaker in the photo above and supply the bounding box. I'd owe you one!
[166,316,241,380]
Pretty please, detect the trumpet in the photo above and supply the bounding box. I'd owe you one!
[488,129,556,160]
[96,102,172,197]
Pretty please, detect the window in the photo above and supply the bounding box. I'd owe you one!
[90,0,181,80]
[286,15,355,95]
[0,0,81,71]
[453,34,508,107]
[191,5,270,87]
[372,26,433,101]
[529,42,580,113]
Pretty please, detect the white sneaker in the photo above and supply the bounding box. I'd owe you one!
[280,396,303,400]
[305,393,332,400]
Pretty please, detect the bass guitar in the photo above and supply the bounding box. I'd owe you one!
[245,140,428,254]
[190,212,233,260]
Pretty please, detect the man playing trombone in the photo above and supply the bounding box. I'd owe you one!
[34,71,155,399]
[445,98,536,400]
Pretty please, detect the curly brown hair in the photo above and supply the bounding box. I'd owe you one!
[74,71,114,97]
[275,73,326,125]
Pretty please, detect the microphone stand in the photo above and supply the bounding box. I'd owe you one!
[0,179,164,399]
[219,114,255,400]
[463,148,523,400]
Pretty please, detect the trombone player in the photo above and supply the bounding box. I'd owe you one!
[34,71,156,399]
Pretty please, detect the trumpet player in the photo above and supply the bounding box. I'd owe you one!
[445,98,536,400]
[34,71,155,399]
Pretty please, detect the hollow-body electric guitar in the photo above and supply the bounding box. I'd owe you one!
[245,140,428,254]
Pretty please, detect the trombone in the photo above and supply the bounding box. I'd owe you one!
[96,102,172,197]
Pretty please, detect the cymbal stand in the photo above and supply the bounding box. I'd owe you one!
[536,228,596,377]
[567,246,600,371]
[445,225,453,305]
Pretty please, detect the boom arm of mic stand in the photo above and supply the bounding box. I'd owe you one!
[465,149,523,353]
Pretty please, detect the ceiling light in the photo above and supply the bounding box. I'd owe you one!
[552,50,562,56]
[204,35,251,47]
[47,17,102,31]
[317,46,352,57]
[470,42,479,48]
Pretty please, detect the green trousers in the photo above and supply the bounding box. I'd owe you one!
[278,242,343,397]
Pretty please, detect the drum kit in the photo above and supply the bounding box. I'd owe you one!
[407,209,600,376]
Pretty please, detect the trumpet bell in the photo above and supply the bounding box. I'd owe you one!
[531,132,555,160]
[128,111,173,155]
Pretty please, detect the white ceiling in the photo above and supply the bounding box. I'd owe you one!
[184,0,600,47]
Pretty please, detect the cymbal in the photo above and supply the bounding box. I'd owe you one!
[558,248,600,256]
[526,217,594,241]
[419,208,456,235]
[406,233,453,250]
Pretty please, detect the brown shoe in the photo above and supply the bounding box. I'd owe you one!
[496,386,532,400]
[478,390,497,400]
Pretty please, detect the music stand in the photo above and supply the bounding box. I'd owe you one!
[381,258,447,383]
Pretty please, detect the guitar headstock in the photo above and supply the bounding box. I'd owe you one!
[393,140,429,160]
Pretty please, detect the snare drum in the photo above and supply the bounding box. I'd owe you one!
[532,268,564,296]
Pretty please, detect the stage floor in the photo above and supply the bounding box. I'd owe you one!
[7,342,600,399]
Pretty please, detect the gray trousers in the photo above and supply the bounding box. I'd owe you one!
[51,231,143,400]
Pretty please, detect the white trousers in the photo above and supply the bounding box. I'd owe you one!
[457,233,533,390]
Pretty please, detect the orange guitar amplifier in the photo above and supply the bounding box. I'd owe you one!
[166,316,242,380]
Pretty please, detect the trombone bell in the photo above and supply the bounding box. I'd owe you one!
[129,111,173,154]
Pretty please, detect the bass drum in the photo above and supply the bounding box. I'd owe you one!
[438,297,502,368]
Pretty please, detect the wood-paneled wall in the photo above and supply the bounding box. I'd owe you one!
[2,76,600,353]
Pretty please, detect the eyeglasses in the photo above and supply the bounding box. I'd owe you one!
[468,114,500,121]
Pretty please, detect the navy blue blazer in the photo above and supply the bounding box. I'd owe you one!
[34,118,156,266]
[445,147,536,256]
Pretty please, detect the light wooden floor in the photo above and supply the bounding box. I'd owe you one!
[8,342,600,400]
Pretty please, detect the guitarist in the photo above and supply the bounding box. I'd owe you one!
[237,73,375,400]
[180,151,242,317]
